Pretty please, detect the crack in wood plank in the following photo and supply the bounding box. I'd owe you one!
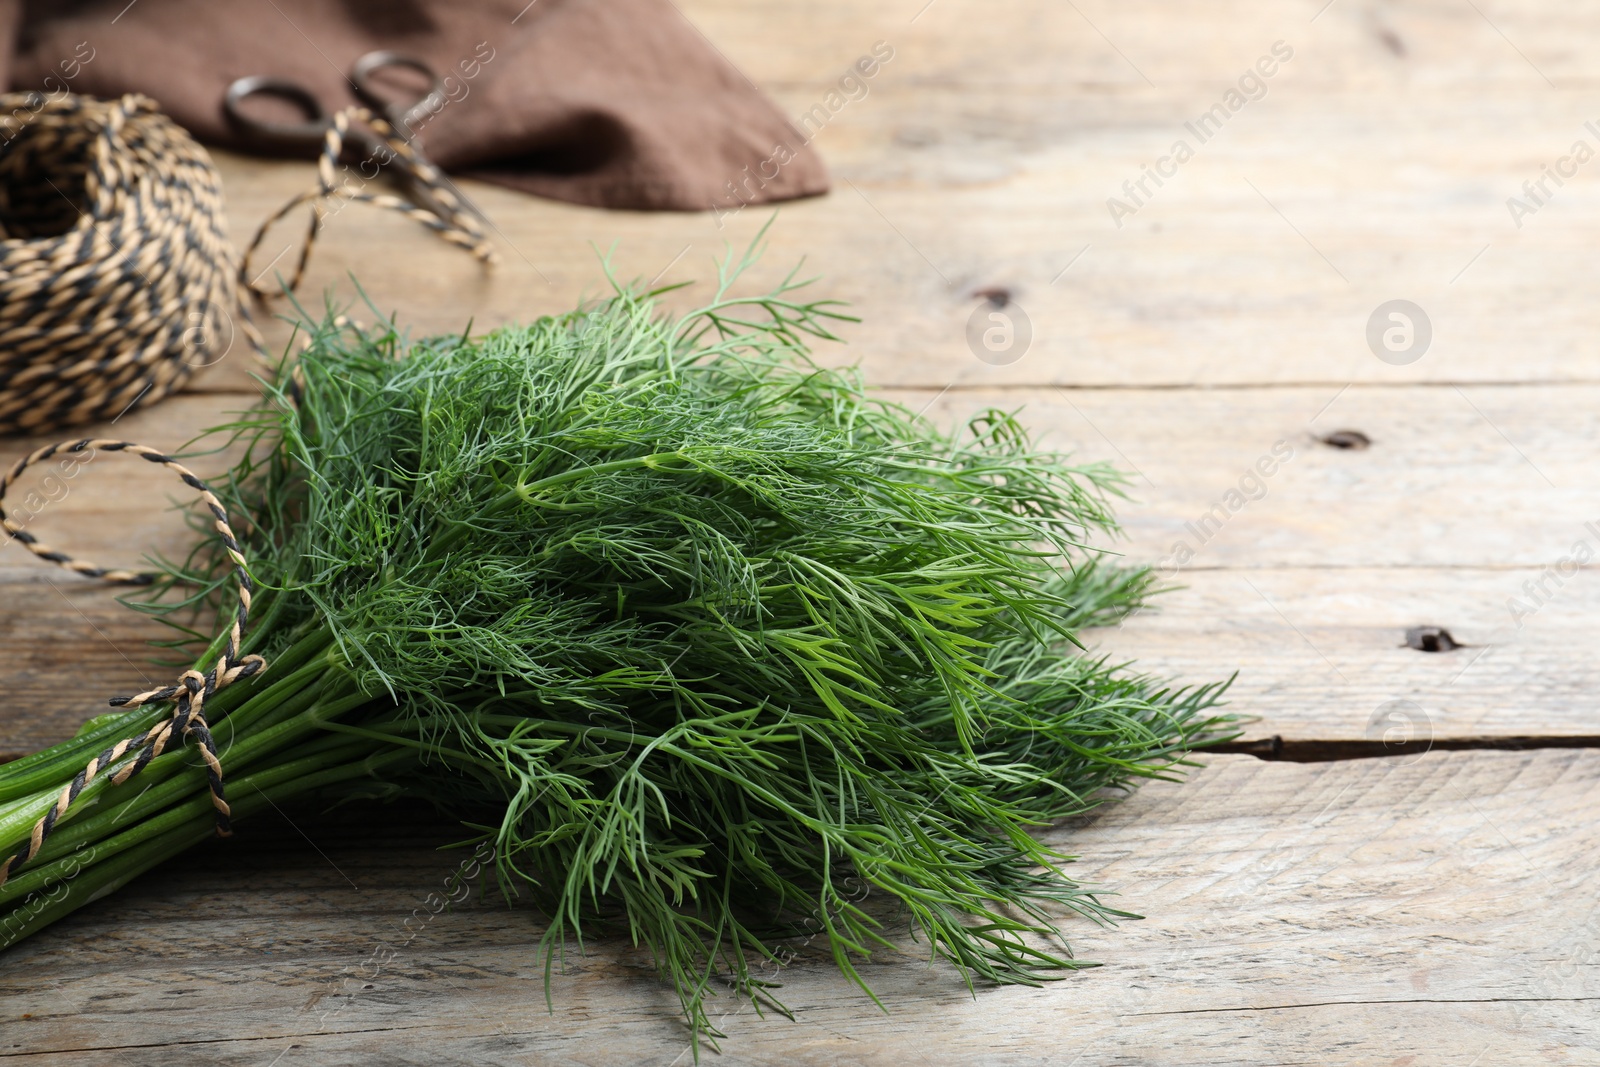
[1126,995,1600,1016]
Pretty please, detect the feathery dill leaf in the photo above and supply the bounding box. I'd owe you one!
[0,245,1233,1052]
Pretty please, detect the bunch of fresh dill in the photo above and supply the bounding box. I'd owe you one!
[0,247,1231,1046]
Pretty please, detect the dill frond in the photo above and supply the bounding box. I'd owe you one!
[0,239,1233,1052]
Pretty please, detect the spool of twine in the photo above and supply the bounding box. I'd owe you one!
[0,93,260,436]
[0,92,494,438]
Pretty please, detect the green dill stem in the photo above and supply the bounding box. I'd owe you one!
[0,623,340,806]
[0,744,417,950]
[8,679,368,873]
[0,708,159,804]
[515,453,690,498]
[425,452,693,555]
[0,733,384,907]
[0,823,201,952]
[0,646,365,871]
[0,266,1236,1048]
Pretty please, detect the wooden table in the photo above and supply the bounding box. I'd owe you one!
[5,2,1598,1062]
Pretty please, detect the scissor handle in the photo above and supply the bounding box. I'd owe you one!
[224,76,331,154]
[349,51,444,139]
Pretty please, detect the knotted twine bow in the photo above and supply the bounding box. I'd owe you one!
[0,440,265,888]
[240,105,496,299]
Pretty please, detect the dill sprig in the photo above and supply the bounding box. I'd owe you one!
[0,242,1233,1050]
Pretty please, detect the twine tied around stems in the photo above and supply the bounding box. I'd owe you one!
[0,440,266,889]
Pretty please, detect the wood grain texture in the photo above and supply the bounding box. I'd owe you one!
[909,385,1594,571]
[9,385,1587,575]
[690,0,1599,90]
[201,105,1600,396]
[4,389,1592,748]
[1088,566,1600,742]
[5,386,1588,572]
[3,751,1596,1065]
[17,562,1600,751]
[186,0,1600,393]
[3,0,1599,1062]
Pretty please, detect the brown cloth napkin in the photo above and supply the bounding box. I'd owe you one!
[0,0,827,212]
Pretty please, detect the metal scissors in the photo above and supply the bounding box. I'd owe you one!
[224,51,486,222]
[225,51,443,156]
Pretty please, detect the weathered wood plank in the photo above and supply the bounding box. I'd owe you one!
[688,0,1596,90]
[1089,566,1600,742]
[3,751,1595,1064]
[13,563,1593,751]
[0,570,180,759]
[9,385,1589,573]
[192,77,1600,394]
[911,385,1594,572]
[2,1,1597,1062]
[4,387,1593,748]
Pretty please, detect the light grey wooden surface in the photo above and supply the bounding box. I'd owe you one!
[5,752,1596,1065]
[3,1,1598,1063]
